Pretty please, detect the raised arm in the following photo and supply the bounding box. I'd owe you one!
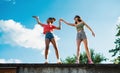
[60,19,75,27]
[32,16,44,27]
[83,21,95,37]
[55,19,62,30]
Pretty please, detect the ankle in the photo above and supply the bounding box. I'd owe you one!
[76,58,79,61]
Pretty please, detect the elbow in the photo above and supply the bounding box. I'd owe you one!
[58,27,61,30]
[38,22,41,24]
[58,28,61,30]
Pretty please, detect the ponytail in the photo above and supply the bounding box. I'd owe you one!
[52,18,56,21]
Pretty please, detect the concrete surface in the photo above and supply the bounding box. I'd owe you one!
[0,64,120,73]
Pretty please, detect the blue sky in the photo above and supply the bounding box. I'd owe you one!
[0,0,120,63]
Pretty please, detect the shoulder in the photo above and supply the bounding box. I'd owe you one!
[82,21,87,25]
[43,24,47,25]
[42,24,47,26]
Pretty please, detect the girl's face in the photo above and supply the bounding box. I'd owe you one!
[74,17,81,22]
[74,18,78,22]
[47,19,52,25]
[47,18,55,25]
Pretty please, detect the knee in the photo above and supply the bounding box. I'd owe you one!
[54,46,58,51]
[85,46,89,49]
[53,44,57,49]
[55,46,58,49]
[77,47,80,50]
[77,49,80,53]
[54,47,58,51]
[45,45,49,49]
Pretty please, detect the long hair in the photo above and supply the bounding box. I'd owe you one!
[74,15,82,24]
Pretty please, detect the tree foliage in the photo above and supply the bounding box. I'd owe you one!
[109,25,120,56]
[62,49,107,64]
[109,24,120,64]
[112,56,120,64]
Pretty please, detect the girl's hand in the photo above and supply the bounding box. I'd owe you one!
[32,16,39,19]
[92,32,95,37]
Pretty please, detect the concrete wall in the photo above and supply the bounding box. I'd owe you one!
[0,64,120,73]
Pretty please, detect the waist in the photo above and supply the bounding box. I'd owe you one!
[77,29,84,33]
[44,32,53,34]
[43,30,53,34]
[76,27,84,31]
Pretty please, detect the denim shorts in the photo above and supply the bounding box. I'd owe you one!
[76,30,87,40]
[45,32,54,41]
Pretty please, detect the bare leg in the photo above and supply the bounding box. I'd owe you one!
[45,39,50,63]
[83,39,93,63]
[76,39,82,63]
[51,38,61,63]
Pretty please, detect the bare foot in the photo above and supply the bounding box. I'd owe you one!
[75,60,79,64]
[88,61,94,64]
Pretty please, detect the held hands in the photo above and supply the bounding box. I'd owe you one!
[59,18,64,22]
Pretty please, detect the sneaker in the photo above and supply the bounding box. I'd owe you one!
[44,61,48,64]
[57,61,62,64]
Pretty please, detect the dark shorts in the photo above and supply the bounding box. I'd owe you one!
[45,32,54,41]
[76,30,87,40]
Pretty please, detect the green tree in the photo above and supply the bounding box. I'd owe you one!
[109,25,120,56]
[109,24,120,64]
[62,49,107,64]
[111,56,120,64]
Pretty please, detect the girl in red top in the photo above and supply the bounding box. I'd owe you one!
[33,16,61,64]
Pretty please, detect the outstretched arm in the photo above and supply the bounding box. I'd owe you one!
[60,19,75,27]
[84,21,95,37]
[54,19,62,30]
[32,16,44,27]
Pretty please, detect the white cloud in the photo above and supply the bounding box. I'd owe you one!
[117,16,120,24]
[0,59,22,63]
[0,19,60,51]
